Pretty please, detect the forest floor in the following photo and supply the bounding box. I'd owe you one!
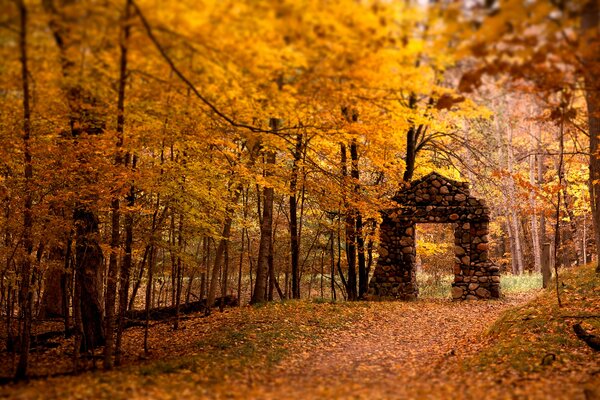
[1,266,599,399]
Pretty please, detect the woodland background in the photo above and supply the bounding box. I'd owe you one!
[0,0,599,385]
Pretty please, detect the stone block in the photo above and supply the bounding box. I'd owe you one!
[477,243,488,251]
[455,193,467,202]
[451,286,464,299]
[454,245,466,256]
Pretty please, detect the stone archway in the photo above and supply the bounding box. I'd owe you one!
[368,173,501,300]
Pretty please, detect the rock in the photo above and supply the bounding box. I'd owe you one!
[461,256,470,265]
[455,193,467,202]
[449,213,459,221]
[466,295,478,300]
[440,186,449,194]
[451,286,464,299]
[477,243,488,251]
[379,247,389,257]
[468,283,479,291]
[400,237,412,246]
[476,287,491,298]
[490,285,500,298]
[454,245,466,256]
[401,246,414,254]
[432,179,441,188]
[491,276,501,283]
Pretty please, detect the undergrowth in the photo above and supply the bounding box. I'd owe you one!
[138,301,367,380]
[466,264,600,374]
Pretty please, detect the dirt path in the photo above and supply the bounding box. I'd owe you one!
[251,296,531,399]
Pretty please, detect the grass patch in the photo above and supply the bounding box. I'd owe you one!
[417,272,453,298]
[137,301,367,382]
[465,264,600,374]
[417,272,542,298]
[501,272,542,293]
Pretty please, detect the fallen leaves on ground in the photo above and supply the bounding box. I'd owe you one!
[1,267,599,399]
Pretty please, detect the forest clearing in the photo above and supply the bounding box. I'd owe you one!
[2,0,600,398]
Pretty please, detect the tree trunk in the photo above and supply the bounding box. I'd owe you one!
[542,242,552,288]
[39,263,64,318]
[74,209,105,351]
[207,190,240,309]
[403,94,418,182]
[529,154,542,273]
[581,0,600,273]
[251,118,279,304]
[289,133,303,299]
[44,0,106,353]
[341,143,357,300]
[350,140,367,298]
[116,180,134,365]
[16,0,33,379]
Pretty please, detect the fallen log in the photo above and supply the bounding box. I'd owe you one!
[4,295,238,353]
[125,295,238,321]
[573,323,600,351]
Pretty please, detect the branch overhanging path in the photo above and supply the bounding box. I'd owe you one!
[132,0,365,194]
[132,0,314,136]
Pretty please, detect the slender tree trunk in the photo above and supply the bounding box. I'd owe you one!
[207,189,241,309]
[403,94,418,182]
[289,133,303,299]
[237,189,248,304]
[44,0,106,353]
[16,0,34,379]
[329,229,336,301]
[350,140,367,298]
[144,245,155,355]
[116,179,134,365]
[173,213,184,328]
[581,0,600,273]
[252,118,279,304]
[553,102,566,307]
[529,154,542,273]
[104,0,131,368]
[341,143,357,300]
[507,125,524,274]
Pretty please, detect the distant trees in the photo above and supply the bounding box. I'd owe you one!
[461,0,600,272]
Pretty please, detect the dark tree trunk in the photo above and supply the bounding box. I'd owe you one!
[16,0,34,380]
[581,1,600,272]
[43,0,106,354]
[74,208,105,352]
[207,189,240,310]
[39,262,64,319]
[252,118,279,304]
[173,213,184,328]
[341,143,357,300]
[403,94,418,183]
[350,140,368,298]
[289,133,303,299]
[404,126,416,183]
[116,181,134,365]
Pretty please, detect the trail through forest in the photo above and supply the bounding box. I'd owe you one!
[252,295,530,399]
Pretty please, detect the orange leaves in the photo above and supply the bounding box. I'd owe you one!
[435,94,466,111]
